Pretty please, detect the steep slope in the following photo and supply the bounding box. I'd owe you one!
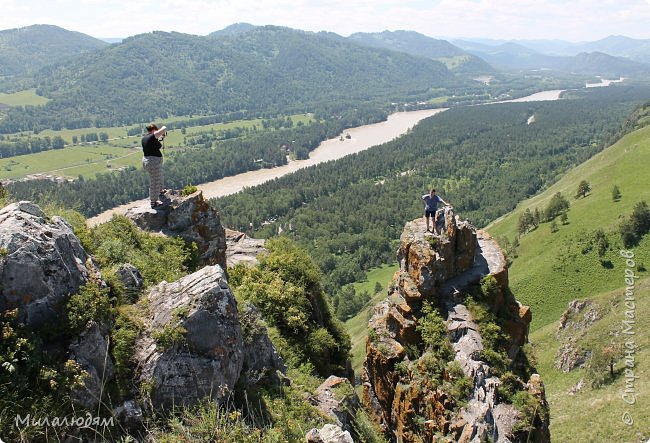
[1,26,451,131]
[0,24,108,77]
[349,30,494,74]
[487,114,650,330]
[486,107,650,441]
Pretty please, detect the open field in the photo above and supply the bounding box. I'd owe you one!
[0,144,146,179]
[487,125,650,330]
[0,89,49,106]
[0,113,314,180]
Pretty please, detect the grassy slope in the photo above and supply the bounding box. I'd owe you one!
[487,124,650,441]
[530,279,649,442]
[344,263,399,372]
[487,124,650,330]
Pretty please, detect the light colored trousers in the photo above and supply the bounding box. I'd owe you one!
[142,156,164,203]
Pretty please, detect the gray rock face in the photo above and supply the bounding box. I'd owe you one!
[239,304,286,388]
[125,190,227,270]
[69,321,115,409]
[310,376,360,433]
[306,424,354,443]
[225,228,266,268]
[0,201,97,327]
[133,265,244,409]
[116,263,144,302]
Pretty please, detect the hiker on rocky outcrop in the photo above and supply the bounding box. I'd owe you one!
[422,188,450,233]
[142,123,168,209]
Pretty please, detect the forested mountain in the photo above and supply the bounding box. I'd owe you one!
[208,23,257,38]
[0,26,453,132]
[349,30,494,74]
[0,24,108,77]
[454,39,650,75]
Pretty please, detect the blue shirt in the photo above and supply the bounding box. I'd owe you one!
[422,194,443,212]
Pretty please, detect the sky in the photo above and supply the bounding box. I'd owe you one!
[2,0,650,42]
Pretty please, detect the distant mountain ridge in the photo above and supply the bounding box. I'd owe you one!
[349,30,494,74]
[453,38,650,76]
[0,26,453,131]
[0,24,109,76]
[455,35,650,65]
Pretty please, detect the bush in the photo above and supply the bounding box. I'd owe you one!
[544,192,570,221]
[66,272,113,333]
[181,184,198,196]
[232,237,350,375]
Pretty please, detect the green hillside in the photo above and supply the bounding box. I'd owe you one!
[529,282,649,441]
[348,30,494,74]
[0,26,452,132]
[0,24,108,77]
[487,114,650,441]
[487,122,650,330]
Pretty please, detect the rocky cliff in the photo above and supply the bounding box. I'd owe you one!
[0,199,284,428]
[362,207,550,442]
[124,190,227,270]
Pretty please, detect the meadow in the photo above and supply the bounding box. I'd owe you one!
[0,113,313,180]
[487,124,650,330]
[344,263,399,372]
[0,89,49,106]
[487,123,650,441]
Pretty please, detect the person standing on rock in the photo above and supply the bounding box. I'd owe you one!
[142,123,167,209]
[422,188,450,233]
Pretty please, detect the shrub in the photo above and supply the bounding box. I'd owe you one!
[544,192,570,221]
[66,272,112,333]
[181,184,198,196]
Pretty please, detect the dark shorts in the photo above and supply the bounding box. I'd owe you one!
[425,210,437,218]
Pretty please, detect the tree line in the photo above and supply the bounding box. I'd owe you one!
[212,86,650,300]
[6,106,387,214]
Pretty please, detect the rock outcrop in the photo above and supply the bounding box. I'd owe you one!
[125,190,227,270]
[69,321,115,409]
[0,201,98,327]
[362,208,549,442]
[310,376,361,433]
[225,228,266,268]
[133,265,244,409]
[306,424,355,443]
[238,304,287,388]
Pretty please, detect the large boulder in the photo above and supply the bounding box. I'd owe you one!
[0,201,98,327]
[125,190,227,270]
[310,376,360,433]
[238,304,286,388]
[133,265,244,410]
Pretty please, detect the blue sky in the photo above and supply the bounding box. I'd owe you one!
[2,0,650,41]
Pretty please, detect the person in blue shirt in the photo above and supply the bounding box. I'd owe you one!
[422,188,450,233]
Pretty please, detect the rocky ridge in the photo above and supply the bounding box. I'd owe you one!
[0,198,284,423]
[362,207,550,442]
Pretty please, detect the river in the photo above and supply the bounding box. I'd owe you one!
[86,88,570,226]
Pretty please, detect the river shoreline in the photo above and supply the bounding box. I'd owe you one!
[86,87,578,226]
